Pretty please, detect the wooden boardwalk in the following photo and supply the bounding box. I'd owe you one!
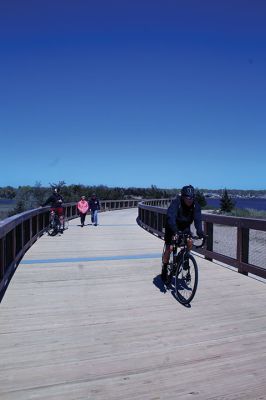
[0,209,265,400]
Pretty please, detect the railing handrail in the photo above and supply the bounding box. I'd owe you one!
[0,199,143,237]
[0,206,50,238]
[137,200,266,279]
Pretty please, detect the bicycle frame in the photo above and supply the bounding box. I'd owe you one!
[171,234,193,265]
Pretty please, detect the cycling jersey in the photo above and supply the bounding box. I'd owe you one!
[42,193,64,209]
[164,196,203,244]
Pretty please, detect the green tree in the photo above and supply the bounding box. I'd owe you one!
[220,189,235,212]
[32,181,47,206]
[0,186,16,199]
[195,189,207,207]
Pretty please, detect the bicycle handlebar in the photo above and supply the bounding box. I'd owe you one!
[171,232,207,249]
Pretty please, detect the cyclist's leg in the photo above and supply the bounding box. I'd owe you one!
[56,207,64,233]
[162,244,171,264]
[47,209,56,235]
[161,246,170,283]
[161,224,173,281]
[50,209,55,225]
[60,216,64,232]
[162,223,173,263]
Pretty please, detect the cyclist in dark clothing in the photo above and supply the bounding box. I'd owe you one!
[42,187,65,233]
[161,185,204,282]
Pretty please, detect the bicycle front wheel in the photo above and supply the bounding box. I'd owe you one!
[175,254,198,304]
[47,221,56,236]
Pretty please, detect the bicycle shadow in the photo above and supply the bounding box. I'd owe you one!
[153,274,191,308]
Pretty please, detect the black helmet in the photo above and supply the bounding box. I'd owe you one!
[181,185,195,199]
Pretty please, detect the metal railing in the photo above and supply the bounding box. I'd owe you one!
[137,200,266,279]
[0,199,140,302]
[99,199,140,210]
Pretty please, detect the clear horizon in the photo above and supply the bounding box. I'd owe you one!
[1,1,265,190]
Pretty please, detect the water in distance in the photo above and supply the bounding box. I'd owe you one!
[206,197,266,211]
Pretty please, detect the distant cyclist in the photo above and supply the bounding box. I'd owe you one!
[41,187,65,234]
[161,185,205,283]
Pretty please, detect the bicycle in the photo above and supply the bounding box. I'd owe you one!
[47,210,65,236]
[162,233,206,305]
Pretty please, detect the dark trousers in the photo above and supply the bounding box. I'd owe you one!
[80,213,86,226]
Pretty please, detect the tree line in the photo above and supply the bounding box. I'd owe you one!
[0,182,209,216]
[1,182,254,218]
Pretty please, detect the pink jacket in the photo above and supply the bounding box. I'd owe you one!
[77,200,89,214]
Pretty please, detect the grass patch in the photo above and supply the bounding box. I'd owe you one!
[0,204,15,221]
[212,207,266,219]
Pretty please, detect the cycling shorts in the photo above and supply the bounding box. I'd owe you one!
[51,207,64,216]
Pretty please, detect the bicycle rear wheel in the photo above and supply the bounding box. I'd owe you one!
[47,219,56,236]
[174,253,198,304]
[47,218,60,236]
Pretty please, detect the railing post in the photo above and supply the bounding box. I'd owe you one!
[12,229,16,260]
[0,238,5,280]
[36,212,39,235]
[30,217,33,241]
[21,220,25,248]
[237,227,249,276]
[205,221,213,261]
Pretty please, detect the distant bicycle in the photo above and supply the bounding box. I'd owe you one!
[47,210,61,236]
[162,232,206,304]
[47,210,68,236]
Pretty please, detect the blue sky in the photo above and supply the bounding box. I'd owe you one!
[0,0,265,190]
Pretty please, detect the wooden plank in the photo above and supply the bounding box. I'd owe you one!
[0,209,265,400]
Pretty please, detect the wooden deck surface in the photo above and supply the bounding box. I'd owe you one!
[0,208,265,400]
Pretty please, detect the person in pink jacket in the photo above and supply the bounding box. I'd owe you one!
[77,196,89,227]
